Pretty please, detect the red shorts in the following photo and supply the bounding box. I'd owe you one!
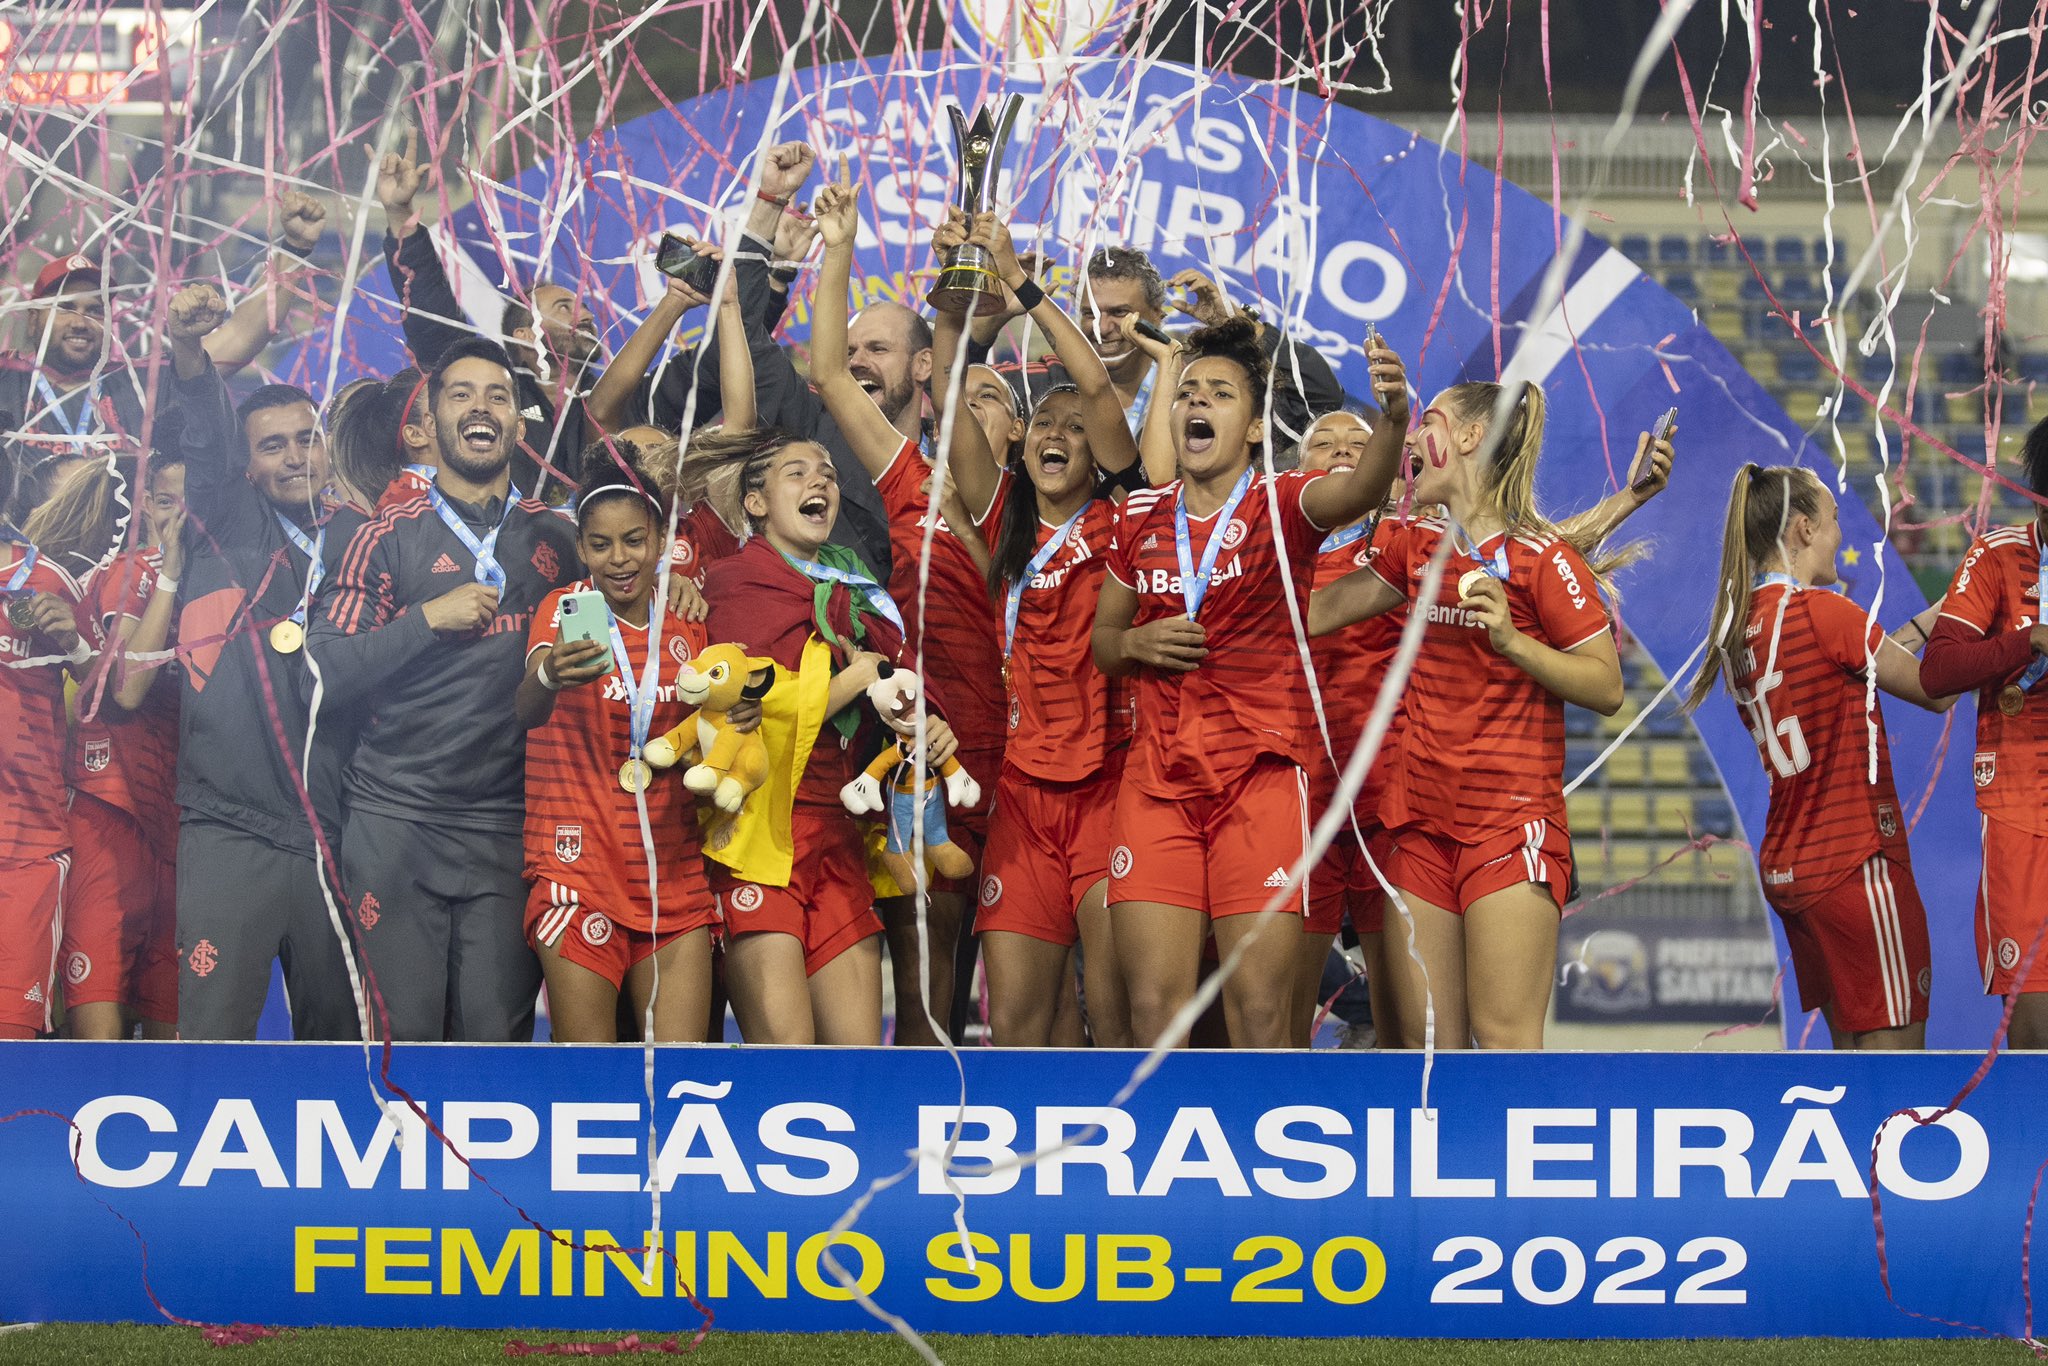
[0,852,67,1034]
[1109,758,1309,919]
[1771,853,1931,1032]
[978,760,1121,946]
[60,796,177,1020]
[1978,815,2048,995]
[713,808,882,975]
[525,880,714,993]
[1307,825,1390,938]
[1385,819,1572,916]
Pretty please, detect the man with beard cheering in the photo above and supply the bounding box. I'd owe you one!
[309,337,579,1041]
[371,130,696,498]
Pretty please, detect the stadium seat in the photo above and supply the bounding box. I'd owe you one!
[2017,352,2048,383]
[1743,349,1780,383]
[1778,272,1819,305]
[1564,705,1598,738]
[1598,746,1646,786]
[1618,234,1652,265]
[1739,275,1770,303]
[1653,795,1695,837]
[1833,389,1867,423]
[1859,351,1900,383]
[1567,792,1605,835]
[1644,706,1688,739]
[1707,310,1747,347]
[1778,351,1822,384]
[1773,235,1807,266]
[1779,388,1824,422]
[1938,351,1984,385]
[1699,269,1743,303]
[1687,748,1721,788]
[1662,271,1699,304]
[1602,793,1653,836]
[1946,392,1984,426]
[1695,797,1738,838]
[1650,744,1692,788]
[1700,235,1733,265]
[1599,700,1642,737]
[1999,387,2031,423]
[1588,839,1656,886]
[1657,234,1691,264]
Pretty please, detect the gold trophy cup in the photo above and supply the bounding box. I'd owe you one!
[927,94,1024,316]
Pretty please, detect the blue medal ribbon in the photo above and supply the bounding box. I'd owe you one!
[783,553,905,634]
[608,609,663,765]
[273,512,325,626]
[1450,522,1511,581]
[1004,504,1089,663]
[31,371,102,439]
[5,543,39,597]
[1751,571,1800,591]
[1124,363,1158,438]
[1174,468,1253,621]
[1320,522,1370,554]
[403,463,436,482]
[427,485,522,589]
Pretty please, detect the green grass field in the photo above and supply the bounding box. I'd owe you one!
[0,1328,2037,1364]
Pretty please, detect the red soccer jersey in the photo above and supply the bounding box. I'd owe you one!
[1369,518,1610,841]
[523,584,711,929]
[70,549,180,856]
[0,547,82,864]
[670,502,743,590]
[1940,522,2048,835]
[1729,582,1909,890]
[1106,470,1328,797]
[1309,518,1405,805]
[874,443,1006,760]
[986,487,1130,784]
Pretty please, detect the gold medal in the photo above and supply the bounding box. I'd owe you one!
[6,595,36,630]
[268,619,305,654]
[1457,568,1490,601]
[2000,684,2026,718]
[619,758,654,794]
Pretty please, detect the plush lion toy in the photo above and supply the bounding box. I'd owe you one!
[841,663,981,886]
[644,643,776,814]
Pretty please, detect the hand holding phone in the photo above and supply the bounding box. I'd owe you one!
[554,589,620,681]
[654,234,720,295]
[1630,407,1678,493]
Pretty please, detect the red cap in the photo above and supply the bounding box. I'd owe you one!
[31,254,100,300]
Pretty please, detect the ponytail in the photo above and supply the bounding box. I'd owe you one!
[24,458,123,574]
[1681,463,1827,712]
[1441,379,1642,591]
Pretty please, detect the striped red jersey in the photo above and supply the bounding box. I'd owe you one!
[874,443,1006,759]
[985,487,1130,783]
[1107,470,1327,796]
[1308,517,1405,815]
[523,584,711,929]
[1940,523,2048,834]
[0,547,82,863]
[1729,582,1909,891]
[1370,519,1610,841]
[670,503,742,590]
[71,548,180,855]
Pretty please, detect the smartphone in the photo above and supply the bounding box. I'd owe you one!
[1132,318,1172,345]
[1631,406,1678,491]
[1363,321,1380,351]
[555,589,620,676]
[654,233,719,294]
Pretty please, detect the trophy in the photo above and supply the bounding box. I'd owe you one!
[927,94,1024,316]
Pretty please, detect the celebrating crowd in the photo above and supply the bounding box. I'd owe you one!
[2,133,2039,1054]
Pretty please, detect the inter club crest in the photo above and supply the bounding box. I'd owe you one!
[555,824,584,863]
[187,939,218,977]
[1877,804,1898,839]
[580,913,613,947]
[82,738,110,773]
[356,893,381,931]
[532,542,561,580]
[1976,752,1997,789]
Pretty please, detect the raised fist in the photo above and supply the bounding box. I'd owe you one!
[167,283,228,341]
[759,141,818,202]
[277,188,328,252]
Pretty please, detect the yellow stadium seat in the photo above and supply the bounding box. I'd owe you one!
[1590,839,1657,886]
[1603,793,1652,837]
[1700,270,1743,303]
[1652,794,1695,836]
[1779,389,1823,422]
[1599,700,1642,736]
[1707,311,1747,347]
[1744,350,1779,383]
[1567,792,1603,834]
[1947,392,1984,426]
[1597,746,1646,785]
[1650,744,1692,787]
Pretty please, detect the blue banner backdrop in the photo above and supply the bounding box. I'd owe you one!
[2,1042,2041,1336]
[292,60,1994,1047]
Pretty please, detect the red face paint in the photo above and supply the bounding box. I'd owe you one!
[1423,429,1448,469]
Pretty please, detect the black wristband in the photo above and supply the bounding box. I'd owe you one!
[1011,277,1045,311]
[278,238,316,260]
[1103,461,1148,495]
